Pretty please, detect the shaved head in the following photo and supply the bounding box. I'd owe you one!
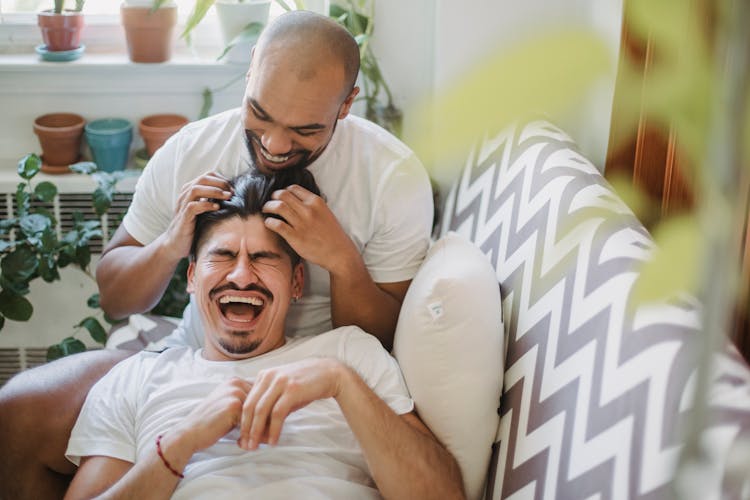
[253,10,360,100]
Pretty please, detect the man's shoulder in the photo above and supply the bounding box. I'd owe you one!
[338,115,415,159]
[178,107,242,140]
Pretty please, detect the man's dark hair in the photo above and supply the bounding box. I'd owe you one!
[190,169,321,267]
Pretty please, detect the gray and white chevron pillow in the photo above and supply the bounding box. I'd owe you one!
[440,120,750,499]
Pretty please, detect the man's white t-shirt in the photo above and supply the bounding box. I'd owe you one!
[66,327,413,499]
[123,108,433,345]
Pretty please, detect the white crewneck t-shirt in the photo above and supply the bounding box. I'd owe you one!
[67,326,414,499]
[122,109,433,345]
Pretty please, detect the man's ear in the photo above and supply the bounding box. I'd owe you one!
[292,262,304,298]
[338,86,360,120]
[186,260,196,294]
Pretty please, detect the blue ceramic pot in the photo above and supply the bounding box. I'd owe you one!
[85,118,133,172]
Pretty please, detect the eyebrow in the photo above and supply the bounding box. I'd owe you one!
[208,247,283,261]
[248,98,327,133]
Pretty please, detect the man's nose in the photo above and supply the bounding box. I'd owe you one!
[261,126,292,156]
[226,256,259,288]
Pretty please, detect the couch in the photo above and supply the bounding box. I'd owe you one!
[111,119,750,499]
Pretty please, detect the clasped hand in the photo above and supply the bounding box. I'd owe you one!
[175,358,344,456]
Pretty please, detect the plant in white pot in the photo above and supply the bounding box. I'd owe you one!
[183,0,272,63]
[120,0,178,63]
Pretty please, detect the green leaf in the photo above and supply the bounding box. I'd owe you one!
[47,337,86,361]
[87,293,100,309]
[38,254,60,283]
[19,214,52,237]
[40,228,57,253]
[181,0,216,41]
[15,184,30,217]
[46,343,64,361]
[200,87,214,120]
[1,245,38,283]
[34,181,57,202]
[632,215,700,304]
[17,154,41,180]
[0,275,29,296]
[69,161,98,175]
[0,291,33,321]
[78,316,108,345]
[92,187,112,217]
[275,0,294,11]
[217,22,264,61]
[74,244,91,270]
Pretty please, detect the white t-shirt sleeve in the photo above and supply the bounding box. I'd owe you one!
[65,355,145,466]
[363,153,433,284]
[338,328,414,415]
[122,131,183,245]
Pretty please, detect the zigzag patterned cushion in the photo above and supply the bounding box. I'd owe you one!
[439,120,750,499]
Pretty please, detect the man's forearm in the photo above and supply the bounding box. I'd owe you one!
[329,257,404,350]
[334,365,465,499]
[65,433,190,500]
[96,233,183,319]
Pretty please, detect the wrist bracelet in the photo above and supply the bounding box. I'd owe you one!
[156,434,185,479]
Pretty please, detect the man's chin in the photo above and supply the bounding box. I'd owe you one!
[218,336,261,357]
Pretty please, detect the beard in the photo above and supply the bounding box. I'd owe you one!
[244,129,314,173]
[243,121,338,174]
[218,333,261,356]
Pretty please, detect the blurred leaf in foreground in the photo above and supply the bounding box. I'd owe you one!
[632,214,700,305]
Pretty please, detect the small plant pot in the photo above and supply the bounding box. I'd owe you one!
[37,10,84,52]
[85,118,133,172]
[138,114,189,157]
[33,113,86,171]
[121,4,178,63]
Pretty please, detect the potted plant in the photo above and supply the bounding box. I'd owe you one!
[330,1,402,137]
[182,0,272,63]
[0,155,189,359]
[32,112,86,174]
[121,0,178,63]
[37,0,85,53]
[138,114,189,157]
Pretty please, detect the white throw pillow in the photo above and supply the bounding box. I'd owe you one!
[393,232,504,500]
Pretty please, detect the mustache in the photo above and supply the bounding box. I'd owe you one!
[209,283,273,301]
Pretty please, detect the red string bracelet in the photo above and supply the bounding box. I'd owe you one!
[156,434,185,479]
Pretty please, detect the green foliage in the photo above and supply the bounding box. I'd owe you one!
[217,22,264,61]
[150,258,190,318]
[330,1,401,136]
[0,153,190,361]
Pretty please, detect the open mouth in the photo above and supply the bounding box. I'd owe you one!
[218,294,266,324]
[258,147,292,164]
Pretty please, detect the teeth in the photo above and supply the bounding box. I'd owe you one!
[259,148,291,163]
[219,295,264,306]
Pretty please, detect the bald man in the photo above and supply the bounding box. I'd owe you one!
[0,10,433,499]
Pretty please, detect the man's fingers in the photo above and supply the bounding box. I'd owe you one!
[246,382,285,450]
[262,199,300,227]
[263,217,294,241]
[266,395,292,446]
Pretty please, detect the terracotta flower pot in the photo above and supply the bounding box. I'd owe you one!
[33,113,86,172]
[121,4,178,63]
[37,10,84,52]
[138,114,189,157]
